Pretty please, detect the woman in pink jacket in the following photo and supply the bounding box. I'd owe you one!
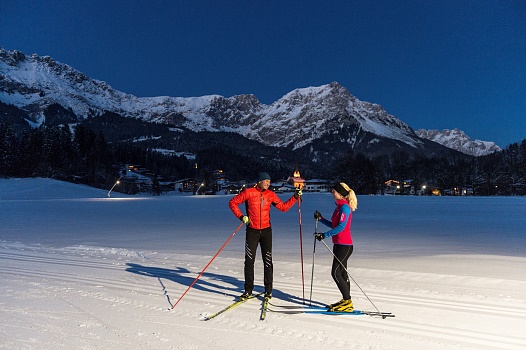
[314,182,357,312]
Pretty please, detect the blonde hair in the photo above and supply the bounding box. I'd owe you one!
[339,182,357,211]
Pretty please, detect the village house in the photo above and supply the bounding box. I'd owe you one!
[303,179,330,192]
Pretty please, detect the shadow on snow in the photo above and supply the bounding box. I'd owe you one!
[125,262,313,308]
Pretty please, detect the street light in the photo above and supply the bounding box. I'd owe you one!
[196,182,205,195]
[108,177,122,198]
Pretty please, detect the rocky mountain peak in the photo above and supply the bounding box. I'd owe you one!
[416,128,501,156]
[0,48,27,66]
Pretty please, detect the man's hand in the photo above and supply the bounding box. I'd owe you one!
[294,188,303,199]
[241,216,250,225]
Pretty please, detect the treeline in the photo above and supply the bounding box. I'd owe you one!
[0,123,195,190]
[1,122,525,195]
[334,140,526,195]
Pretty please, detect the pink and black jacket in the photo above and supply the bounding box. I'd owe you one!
[319,198,353,245]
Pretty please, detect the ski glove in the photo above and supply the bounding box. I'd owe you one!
[294,188,303,199]
[240,215,250,225]
[314,232,324,241]
[314,211,322,220]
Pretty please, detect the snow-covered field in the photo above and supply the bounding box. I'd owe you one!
[1,178,525,350]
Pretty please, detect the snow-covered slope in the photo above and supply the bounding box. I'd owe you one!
[416,128,501,156]
[2,178,526,350]
[0,48,220,130]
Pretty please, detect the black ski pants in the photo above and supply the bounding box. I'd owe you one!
[331,244,353,300]
[244,227,273,294]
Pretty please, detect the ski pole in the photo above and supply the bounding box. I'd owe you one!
[171,222,244,310]
[318,238,382,314]
[297,196,305,304]
[309,219,318,306]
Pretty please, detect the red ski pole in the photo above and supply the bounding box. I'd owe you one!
[171,222,244,310]
[298,198,305,303]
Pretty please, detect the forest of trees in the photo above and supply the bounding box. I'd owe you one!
[0,123,194,191]
[1,122,525,196]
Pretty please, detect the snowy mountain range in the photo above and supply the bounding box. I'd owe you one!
[416,128,501,157]
[0,48,499,157]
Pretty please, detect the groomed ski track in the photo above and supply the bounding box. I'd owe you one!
[1,247,525,350]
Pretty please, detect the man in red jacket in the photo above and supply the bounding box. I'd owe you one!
[229,172,301,300]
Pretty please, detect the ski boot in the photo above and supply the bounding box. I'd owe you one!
[330,299,354,312]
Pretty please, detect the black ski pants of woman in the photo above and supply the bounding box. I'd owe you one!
[244,227,273,295]
[331,244,353,300]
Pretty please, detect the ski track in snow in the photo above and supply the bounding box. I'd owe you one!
[2,179,526,349]
[1,246,525,350]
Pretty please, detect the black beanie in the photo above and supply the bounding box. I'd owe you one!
[257,172,271,182]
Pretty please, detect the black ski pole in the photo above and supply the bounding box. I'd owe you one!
[318,238,382,314]
[309,219,318,306]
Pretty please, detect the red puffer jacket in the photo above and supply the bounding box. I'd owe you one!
[229,187,297,230]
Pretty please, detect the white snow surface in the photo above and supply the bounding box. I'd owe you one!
[1,178,525,350]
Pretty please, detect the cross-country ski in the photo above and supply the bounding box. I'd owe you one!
[203,293,264,321]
